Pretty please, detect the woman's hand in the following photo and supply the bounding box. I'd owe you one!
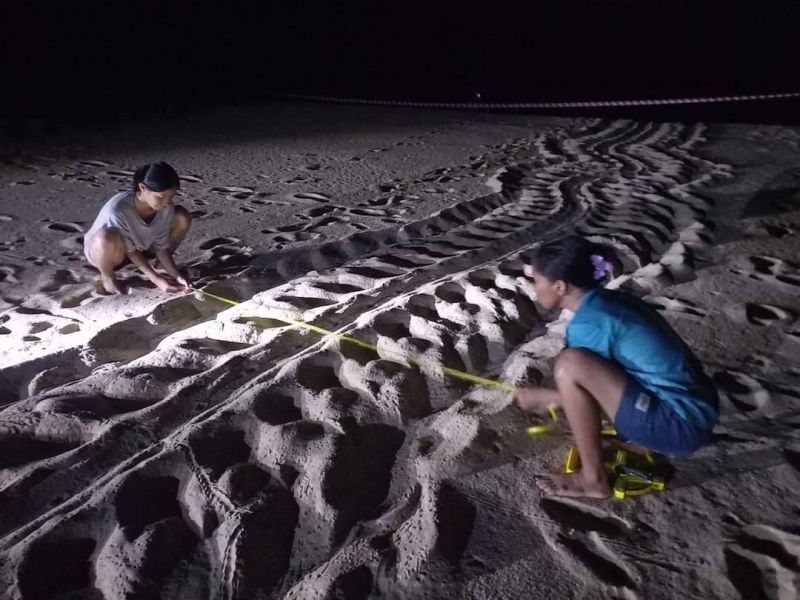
[154,276,184,293]
[176,274,193,291]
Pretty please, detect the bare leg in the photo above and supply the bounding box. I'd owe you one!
[87,227,126,294]
[536,348,628,498]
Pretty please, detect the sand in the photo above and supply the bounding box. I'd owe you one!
[1,103,799,599]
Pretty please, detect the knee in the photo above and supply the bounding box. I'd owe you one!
[553,348,590,385]
[89,227,125,264]
[172,205,192,233]
[91,227,124,253]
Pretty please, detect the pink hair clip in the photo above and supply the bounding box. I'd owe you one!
[591,254,612,280]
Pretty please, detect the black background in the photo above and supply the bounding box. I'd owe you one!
[2,1,800,134]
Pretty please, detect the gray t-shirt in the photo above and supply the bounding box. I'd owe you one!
[84,191,174,264]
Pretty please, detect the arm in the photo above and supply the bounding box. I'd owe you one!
[515,386,561,413]
[127,249,183,292]
[154,247,192,290]
[153,247,181,281]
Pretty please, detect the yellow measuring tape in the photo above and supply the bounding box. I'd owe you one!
[190,286,559,433]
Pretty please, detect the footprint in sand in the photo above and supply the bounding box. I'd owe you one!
[322,566,376,600]
[540,497,640,589]
[285,174,312,184]
[211,186,254,199]
[540,498,633,538]
[309,216,344,231]
[741,255,800,288]
[761,224,794,238]
[349,207,395,218]
[745,303,796,327]
[364,196,392,207]
[713,370,770,412]
[85,473,202,597]
[198,237,240,250]
[307,205,343,218]
[745,221,796,239]
[17,256,50,266]
[555,531,638,590]
[28,322,54,335]
[785,446,800,472]
[646,295,708,317]
[264,233,312,250]
[293,192,331,203]
[724,523,800,600]
[38,268,84,293]
[272,232,318,244]
[274,295,336,311]
[179,174,203,183]
[44,222,83,234]
[265,223,305,234]
[105,169,135,178]
[435,282,467,304]
[310,281,363,295]
[0,265,20,283]
[750,255,790,275]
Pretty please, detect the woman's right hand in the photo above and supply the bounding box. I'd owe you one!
[514,387,559,414]
[154,276,184,293]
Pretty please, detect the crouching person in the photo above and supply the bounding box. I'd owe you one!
[84,161,192,295]
[516,235,718,498]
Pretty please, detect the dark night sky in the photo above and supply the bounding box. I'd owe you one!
[2,1,800,131]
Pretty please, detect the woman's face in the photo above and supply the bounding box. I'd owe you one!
[138,184,177,211]
[527,265,564,310]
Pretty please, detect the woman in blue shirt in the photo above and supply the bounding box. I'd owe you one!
[515,235,718,498]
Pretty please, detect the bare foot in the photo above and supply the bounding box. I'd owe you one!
[98,275,125,295]
[536,471,612,499]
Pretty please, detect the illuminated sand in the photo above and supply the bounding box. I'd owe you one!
[1,106,799,598]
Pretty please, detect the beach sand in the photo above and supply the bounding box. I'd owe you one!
[1,103,799,598]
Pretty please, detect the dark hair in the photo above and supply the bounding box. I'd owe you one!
[133,161,180,193]
[532,235,616,289]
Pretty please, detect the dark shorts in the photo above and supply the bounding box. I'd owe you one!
[614,377,711,456]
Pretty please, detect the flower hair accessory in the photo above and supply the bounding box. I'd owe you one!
[590,254,612,280]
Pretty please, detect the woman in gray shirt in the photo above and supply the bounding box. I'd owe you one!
[84,162,192,294]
